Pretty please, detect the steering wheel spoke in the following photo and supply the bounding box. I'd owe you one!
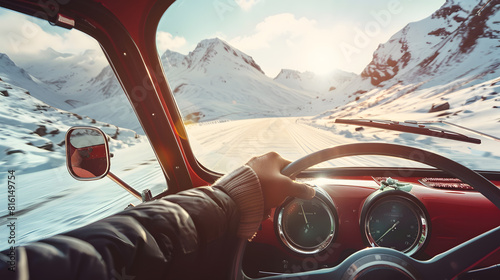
[254,269,339,280]
[419,226,500,279]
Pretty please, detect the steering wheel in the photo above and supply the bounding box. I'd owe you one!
[231,143,500,280]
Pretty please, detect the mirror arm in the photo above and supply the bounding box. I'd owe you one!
[107,171,142,201]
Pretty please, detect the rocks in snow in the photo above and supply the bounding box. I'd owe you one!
[429,102,450,113]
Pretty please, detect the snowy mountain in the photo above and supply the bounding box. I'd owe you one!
[3,0,497,135]
[312,0,500,133]
[20,48,106,95]
[360,0,494,87]
[1,49,143,132]
[0,53,73,110]
[274,69,356,95]
[168,38,265,75]
[161,38,318,122]
[67,65,143,133]
[1,37,330,129]
[0,75,142,173]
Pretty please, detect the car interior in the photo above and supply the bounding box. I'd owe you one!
[1,0,500,279]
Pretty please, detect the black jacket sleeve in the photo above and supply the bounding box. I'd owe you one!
[0,186,240,280]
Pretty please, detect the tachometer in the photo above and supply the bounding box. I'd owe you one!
[275,188,337,254]
[360,191,429,256]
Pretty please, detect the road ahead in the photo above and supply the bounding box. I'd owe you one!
[187,117,376,172]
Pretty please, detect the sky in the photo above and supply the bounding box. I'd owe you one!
[158,0,446,77]
[0,9,108,71]
[0,0,445,77]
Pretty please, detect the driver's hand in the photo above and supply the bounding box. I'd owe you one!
[246,152,315,212]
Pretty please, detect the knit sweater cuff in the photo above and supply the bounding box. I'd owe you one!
[214,165,264,240]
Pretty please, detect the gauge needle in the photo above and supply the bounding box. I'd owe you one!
[300,204,309,225]
[375,221,400,243]
[300,204,310,233]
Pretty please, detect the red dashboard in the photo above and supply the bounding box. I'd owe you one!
[244,175,500,277]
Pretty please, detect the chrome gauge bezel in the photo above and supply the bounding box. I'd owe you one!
[360,190,430,256]
[275,187,338,255]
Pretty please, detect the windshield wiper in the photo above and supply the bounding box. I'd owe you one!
[418,120,500,143]
[335,118,481,144]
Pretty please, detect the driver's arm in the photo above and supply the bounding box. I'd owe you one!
[0,152,314,280]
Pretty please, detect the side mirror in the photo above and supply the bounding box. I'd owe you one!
[65,127,110,180]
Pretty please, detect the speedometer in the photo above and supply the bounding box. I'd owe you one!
[275,188,337,254]
[360,191,429,256]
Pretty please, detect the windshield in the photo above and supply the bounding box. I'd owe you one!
[158,0,500,173]
[0,7,167,246]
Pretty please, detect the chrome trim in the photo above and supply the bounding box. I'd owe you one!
[363,195,429,256]
[276,188,337,255]
[65,126,110,181]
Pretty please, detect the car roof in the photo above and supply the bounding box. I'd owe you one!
[0,0,173,40]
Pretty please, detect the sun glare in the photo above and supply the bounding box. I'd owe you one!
[306,46,338,76]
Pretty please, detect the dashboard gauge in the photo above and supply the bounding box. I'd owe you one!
[275,188,337,254]
[360,191,429,256]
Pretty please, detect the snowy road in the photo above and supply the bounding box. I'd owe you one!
[188,117,393,173]
[188,117,500,173]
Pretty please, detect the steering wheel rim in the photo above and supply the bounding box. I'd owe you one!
[231,143,500,280]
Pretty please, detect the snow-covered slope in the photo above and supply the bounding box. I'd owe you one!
[161,38,318,122]
[312,0,500,134]
[69,65,143,132]
[0,77,142,173]
[87,66,123,98]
